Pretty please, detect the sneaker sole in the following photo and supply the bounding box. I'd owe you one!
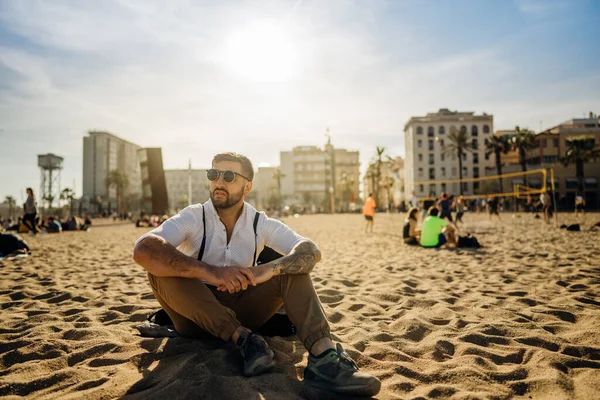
[243,351,276,377]
[304,377,381,397]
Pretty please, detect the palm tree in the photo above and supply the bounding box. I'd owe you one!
[485,135,510,193]
[60,188,75,216]
[511,126,536,186]
[442,126,472,195]
[561,136,600,193]
[4,196,16,219]
[105,169,129,215]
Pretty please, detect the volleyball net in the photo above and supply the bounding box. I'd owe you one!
[413,168,555,202]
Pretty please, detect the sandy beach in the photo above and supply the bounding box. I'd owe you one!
[1,212,600,399]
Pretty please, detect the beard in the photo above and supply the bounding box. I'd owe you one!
[210,187,244,209]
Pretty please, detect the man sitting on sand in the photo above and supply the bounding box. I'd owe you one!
[420,206,457,248]
[133,152,380,397]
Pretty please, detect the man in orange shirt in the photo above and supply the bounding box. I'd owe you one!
[363,193,376,233]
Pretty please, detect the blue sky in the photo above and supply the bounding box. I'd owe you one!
[1,0,599,202]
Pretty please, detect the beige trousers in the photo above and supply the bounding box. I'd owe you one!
[147,273,331,351]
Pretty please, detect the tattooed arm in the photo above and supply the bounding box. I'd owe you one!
[270,240,322,276]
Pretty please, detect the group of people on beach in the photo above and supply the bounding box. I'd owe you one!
[1,188,90,235]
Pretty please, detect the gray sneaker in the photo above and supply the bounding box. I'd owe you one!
[236,332,276,377]
[304,343,381,396]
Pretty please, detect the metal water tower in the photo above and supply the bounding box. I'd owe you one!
[38,153,64,210]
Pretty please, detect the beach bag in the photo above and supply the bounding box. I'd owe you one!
[457,234,481,248]
[566,224,580,232]
[142,209,296,337]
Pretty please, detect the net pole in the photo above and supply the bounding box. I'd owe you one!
[550,168,558,227]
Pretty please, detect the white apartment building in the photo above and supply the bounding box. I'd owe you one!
[404,109,494,198]
[280,145,360,211]
[164,169,210,213]
[82,131,142,213]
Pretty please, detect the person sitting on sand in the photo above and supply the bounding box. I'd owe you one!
[403,208,420,245]
[420,206,457,248]
[45,216,62,233]
[133,152,380,397]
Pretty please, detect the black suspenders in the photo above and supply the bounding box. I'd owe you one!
[197,206,261,267]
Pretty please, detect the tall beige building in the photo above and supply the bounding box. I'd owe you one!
[404,109,494,198]
[164,168,210,213]
[82,131,142,213]
[280,144,360,212]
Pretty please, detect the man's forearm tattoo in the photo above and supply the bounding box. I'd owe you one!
[272,241,321,275]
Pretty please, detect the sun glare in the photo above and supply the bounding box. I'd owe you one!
[222,21,299,82]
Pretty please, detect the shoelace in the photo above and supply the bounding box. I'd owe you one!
[336,344,359,371]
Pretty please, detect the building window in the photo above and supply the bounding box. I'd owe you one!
[483,125,490,134]
[473,153,479,164]
[441,183,447,192]
[585,178,597,189]
[542,139,547,148]
[484,138,489,146]
[462,153,467,161]
[427,126,434,137]
[471,125,478,136]
[441,153,445,161]
[473,167,479,178]
[450,125,457,134]
[429,168,435,179]
[566,178,578,189]
[473,182,480,191]
[418,139,422,148]
[553,138,559,147]
[418,154,423,162]
[417,126,423,135]
[438,126,445,135]
[463,167,468,177]
[428,140,434,150]
[441,167,446,176]
[451,167,457,176]
[472,139,478,149]
[419,184,424,192]
[460,125,467,134]
[429,154,434,165]
[418,168,423,177]
[485,153,490,160]
[462,182,468,192]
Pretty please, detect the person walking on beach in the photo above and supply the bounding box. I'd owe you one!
[363,193,376,233]
[22,188,39,235]
[487,197,501,221]
[575,193,585,217]
[540,191,551,223]
[454,196,465,223]
[133,152,380,397]
[437,192,453,222]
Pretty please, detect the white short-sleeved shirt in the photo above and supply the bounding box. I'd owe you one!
[135,200,306,269]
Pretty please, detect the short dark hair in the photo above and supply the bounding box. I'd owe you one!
[212,152,254,182]
[428,206,439,217]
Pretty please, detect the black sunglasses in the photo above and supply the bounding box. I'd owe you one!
[207,168,251,183]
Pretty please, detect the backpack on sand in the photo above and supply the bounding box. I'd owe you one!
[146,209,296,337]
[457,234,482,248]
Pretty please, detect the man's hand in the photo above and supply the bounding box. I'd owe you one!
[210,266,257,294]
[216,264,275,292]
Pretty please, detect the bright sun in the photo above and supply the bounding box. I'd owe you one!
[222,21,298,83]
